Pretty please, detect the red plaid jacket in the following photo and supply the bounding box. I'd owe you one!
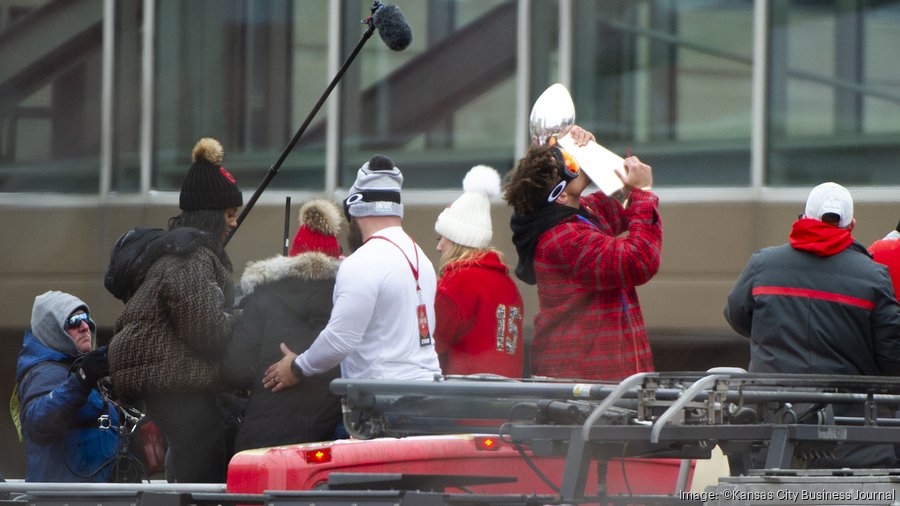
[530,189,662,381]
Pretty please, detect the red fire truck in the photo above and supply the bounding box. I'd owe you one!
[227,433,691,495]
[227,375,700,498]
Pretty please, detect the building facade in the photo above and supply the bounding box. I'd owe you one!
[1,0,900,476]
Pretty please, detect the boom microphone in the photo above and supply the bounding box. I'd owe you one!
[224,1,412,246]
[372,3,412,51]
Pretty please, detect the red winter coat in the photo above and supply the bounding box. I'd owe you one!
[870,233,900,297]
[531,189,662,381]
[434,251,525,377]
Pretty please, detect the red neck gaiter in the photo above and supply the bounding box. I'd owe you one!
[789,218,853,257]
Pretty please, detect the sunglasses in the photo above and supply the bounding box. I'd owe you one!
[546,143,582,202]
[343,193,364,222]
[342,190,402,221]
[551,145,580,180]
[546,136,581,180]
[65,312,92,330]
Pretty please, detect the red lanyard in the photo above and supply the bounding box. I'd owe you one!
[366,234,420,290]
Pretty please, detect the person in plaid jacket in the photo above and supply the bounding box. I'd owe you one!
[504,128,662,381]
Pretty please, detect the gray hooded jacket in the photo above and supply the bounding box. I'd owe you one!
[31,291,95,357]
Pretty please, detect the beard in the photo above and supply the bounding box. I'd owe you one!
[347,219,364,253]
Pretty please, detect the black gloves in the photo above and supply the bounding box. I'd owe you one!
[75,349,109,388]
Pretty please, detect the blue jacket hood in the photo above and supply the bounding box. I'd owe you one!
[16,330,72,383]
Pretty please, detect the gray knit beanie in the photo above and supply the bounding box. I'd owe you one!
[344,155,404,219]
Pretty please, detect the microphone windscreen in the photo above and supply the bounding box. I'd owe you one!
[372,4,412,51]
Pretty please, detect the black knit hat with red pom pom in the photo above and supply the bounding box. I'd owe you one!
[179,137,243,211]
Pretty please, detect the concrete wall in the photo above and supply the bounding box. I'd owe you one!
[1,198,896,477]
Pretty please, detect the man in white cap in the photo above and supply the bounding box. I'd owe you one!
[725,181,900,468]
[263,155,441,392]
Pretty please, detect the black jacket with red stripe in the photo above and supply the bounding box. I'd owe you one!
[725,239,900,376]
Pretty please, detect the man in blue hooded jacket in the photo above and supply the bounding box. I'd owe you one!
[15,291,119,482]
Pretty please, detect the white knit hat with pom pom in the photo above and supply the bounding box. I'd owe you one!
[434,165,501,249]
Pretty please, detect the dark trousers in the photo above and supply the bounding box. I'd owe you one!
[142,392,227,483]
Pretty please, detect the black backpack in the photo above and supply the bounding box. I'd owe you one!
[105,227,214,303]
[104,227,168,303]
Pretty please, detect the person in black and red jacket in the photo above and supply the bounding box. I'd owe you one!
[725,181,900,468]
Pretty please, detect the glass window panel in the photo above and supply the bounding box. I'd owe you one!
[530,0,560,104]
[154,0,328,193]
[676,9,753,141]
[785,12,836,137]
[569,0,753,187]
[864,5,900,135]
[112,1,143,193]
[15,116,52,160]
[339,0,518,189]
[0,0,102,193]
[767,0,900,186]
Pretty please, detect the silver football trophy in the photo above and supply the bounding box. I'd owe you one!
[529,83,626,197]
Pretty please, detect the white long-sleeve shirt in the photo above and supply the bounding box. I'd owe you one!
[296,226,442,380]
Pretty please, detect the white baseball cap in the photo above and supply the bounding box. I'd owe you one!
[804,182,853,228]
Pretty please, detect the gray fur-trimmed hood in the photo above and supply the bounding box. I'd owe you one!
[240,252,341,296]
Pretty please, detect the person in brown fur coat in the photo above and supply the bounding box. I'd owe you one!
[108,137,242,482]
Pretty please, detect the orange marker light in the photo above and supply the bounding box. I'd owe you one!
[474,436,500,451]
[304,448,332,463]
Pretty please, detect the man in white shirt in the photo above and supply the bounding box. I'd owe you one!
[263,155,442,391]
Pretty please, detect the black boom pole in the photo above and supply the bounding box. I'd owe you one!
[224,7,380,247]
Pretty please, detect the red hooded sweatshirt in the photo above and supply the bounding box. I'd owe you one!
[789,218,853,256]
[434,251,525,377]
